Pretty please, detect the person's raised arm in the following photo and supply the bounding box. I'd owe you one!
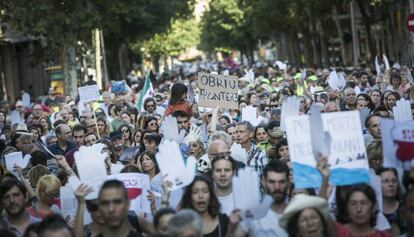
[316,154,330,199]
[73,184,93,237]
[226,209,247,237]
[15,165,36,199]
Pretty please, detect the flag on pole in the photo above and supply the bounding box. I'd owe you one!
[137,75,154,112]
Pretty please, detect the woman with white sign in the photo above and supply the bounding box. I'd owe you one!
[179,175,235,237]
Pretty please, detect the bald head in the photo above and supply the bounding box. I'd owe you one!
[208,140,229,160]
[325,102,339,113]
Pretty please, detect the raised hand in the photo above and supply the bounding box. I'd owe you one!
[74,183,93,203]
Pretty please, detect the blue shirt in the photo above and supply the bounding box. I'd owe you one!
[47,142,76,156]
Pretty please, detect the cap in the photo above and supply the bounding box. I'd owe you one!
[109,131,123,141]
[307,75,318,81]
[268,127,284,139]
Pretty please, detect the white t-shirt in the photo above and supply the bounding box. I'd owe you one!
[217,192,234,216]
[240,209,287,237]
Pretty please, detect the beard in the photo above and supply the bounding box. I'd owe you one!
[270,189,288,204]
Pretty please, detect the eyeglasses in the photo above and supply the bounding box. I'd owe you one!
[209,151,231,160]
[80,116,87,119]
[146,104,155,108]
[149,122,157,126]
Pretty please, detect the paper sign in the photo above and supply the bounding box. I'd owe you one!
[109,173,151,214]
[10,110,22,126]
[197,72,238,109]
[5,152,31,171]
[285,111,370,189]
[74,144,107,199]
[111,81,126,93]
[381,119,414,170]
[156,140,196,190]
[328,70,346,91]
[162,116,186,143]
[230,143,247,165]
[375,56,381,76]
[60,185,92,225]
[242,106,264,127]
[280,96,301,131]
[309,105,331,158]
[392,98,413,122]
[232,168,273,220]
[78,85,100,103]
[22,93,30,108]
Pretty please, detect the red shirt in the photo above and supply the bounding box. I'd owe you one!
[164,101,192,117]
[335,223,392,237]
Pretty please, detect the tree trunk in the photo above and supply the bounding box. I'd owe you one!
[356,0,376,61]
[63,44,78,99]
[333,6,347,65]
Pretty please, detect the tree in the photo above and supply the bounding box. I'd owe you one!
[200,0,257,64]
[0,0,193,96]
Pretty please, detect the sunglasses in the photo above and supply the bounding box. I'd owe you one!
[121,130,129,133]
[146,104,155,108]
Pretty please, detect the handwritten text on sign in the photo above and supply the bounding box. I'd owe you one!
[197,72,238,109]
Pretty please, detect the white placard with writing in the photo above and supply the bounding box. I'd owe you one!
[285,111,370,189]
[78,85,100,103]
[381,119,414,170]
[108,173,151,214]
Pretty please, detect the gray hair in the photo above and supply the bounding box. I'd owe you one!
[167,209,203,237]
[208,131,232,149]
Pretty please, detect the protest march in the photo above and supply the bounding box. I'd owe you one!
[0,59,413,237]
[1,0,414,236]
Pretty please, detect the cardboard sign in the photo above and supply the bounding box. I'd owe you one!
[285,111,370,189]
[197,72,238,109]
[381,119,414,170]
[109,173,151,214]
[78,85,100,103]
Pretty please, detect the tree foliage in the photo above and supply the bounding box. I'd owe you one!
[0,0,193,60]
[136,18,201,58]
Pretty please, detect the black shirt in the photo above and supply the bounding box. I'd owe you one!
[204,214,229,237]
[96,230,143,237]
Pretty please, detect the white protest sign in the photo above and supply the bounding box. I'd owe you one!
[381,119,414,170]
[285,111,370,189]
[60,185,92,225]
[22,93,30,108]
[10,110,22,126]
[197,72,238,109]
[242,106,264,127]
[230,143,247,165]
[161,116,185,143]
[393,98,413,122]
[232,168,273,220]
[309,105,331,158]
[280,96,301,131]
[327,70,346,91]
[383,54,390,71]
[74,144,107,199]
[109,173,151,214]
[156,140,196,190]
[78,85,100,103]
[5,152,31,171]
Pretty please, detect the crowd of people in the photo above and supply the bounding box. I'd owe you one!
[0,60,413,237]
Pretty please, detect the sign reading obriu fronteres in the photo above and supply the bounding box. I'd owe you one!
[197,72,238,109]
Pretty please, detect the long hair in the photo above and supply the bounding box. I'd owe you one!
[137,150,160,174]
[343,184,378,227]
[168,83,187,105]
[179,175,221,218]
